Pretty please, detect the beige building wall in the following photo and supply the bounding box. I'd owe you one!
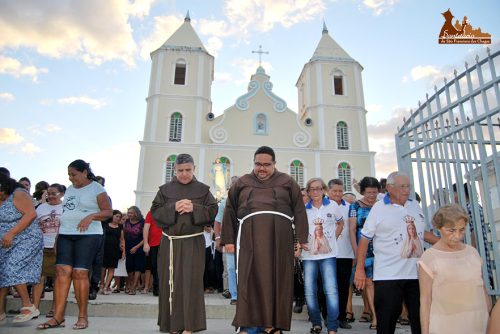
[135,17,376,213]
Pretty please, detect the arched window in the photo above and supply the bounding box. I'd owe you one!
[336,121,349,150]
[212,156,231,199]
[289,160,304,188]
[174,60,186,85]
[169,112,183,142]
[255,113,268,135]
[334,75,343,95]
[338,162,352,192]
[165,155,177,183]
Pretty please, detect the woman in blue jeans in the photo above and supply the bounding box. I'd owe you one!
[301,178,344,334]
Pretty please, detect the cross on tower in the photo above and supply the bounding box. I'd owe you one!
[252,45,269,66]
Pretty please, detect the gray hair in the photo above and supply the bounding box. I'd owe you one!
[306,177,327,192]
[175,153,194,165]
[386,171,409,185]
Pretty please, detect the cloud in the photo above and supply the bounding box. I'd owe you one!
[361,0,399,16]
[0,92,14,102]
[232,58,273,84]
[214,72,233,83]
[0,128,24,144]
[0,0,151,66]
[139,15,184,59]
[366,104,382,113]
[28,123,62,136]
[57,95,106,109]
[20,142,41,154]
[409,65,442,81]
[223,0,325,34]
[0,55,48,82]
[367,107,408,178]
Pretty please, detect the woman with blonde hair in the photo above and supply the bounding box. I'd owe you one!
[419,204,490,334]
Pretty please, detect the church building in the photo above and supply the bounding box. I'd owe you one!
[135,13,375,212]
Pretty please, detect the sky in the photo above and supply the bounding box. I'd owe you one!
[1,0,499,211]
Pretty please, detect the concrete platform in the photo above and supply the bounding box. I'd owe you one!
[2,291,412,333]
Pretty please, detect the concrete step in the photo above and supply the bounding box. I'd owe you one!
[6,290,366,320]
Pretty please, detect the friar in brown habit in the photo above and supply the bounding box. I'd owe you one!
[221,146,308,334]
[151,153,218,333]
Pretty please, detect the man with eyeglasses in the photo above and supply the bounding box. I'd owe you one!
[354,171,426,334]
[221,146,308,334]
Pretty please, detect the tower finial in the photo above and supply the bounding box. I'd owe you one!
[322,20,328,34]
[185,10,191,22]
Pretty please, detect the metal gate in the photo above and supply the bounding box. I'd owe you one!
[395,47,500,296]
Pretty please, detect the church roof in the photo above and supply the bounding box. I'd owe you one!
[310,22,353,62]
[157,12,208,53]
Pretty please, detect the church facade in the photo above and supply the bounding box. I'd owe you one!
[135,14,376,212]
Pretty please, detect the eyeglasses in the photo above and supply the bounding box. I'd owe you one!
[390,184,411,189]
[254,162,274,168]
[47,192,60,196]
[308,187,324,193]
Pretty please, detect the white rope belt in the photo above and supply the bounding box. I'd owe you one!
[162,231,204,314]
[236,211,294,283]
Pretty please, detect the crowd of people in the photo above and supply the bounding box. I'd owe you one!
[0,146,499,334]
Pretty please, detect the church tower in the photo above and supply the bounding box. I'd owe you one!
[296,22,374,188]
[135,12,214,210]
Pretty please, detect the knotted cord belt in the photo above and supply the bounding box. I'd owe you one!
[236,211,295,283]
[162,231,204,314]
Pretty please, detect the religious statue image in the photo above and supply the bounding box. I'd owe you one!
[310,220,332,255]
[400,216,424,258]
[212,158,228,199]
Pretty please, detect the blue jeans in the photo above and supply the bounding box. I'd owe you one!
[304,258,339,332]
[226,252,237,299]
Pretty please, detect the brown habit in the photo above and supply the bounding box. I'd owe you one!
[220,171,308,330]
[151,176,218,333]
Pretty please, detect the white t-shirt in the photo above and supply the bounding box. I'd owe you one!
[360,194,425,280]
[59,181,106,235]
[334,200,355,259]
[301,197,343,261]
[36,202,63,248]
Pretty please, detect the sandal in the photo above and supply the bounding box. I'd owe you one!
[72,317,88,330]
[346,311,355,322]
[0,312,6,325]
[369,324,377,330]
[37,318,65,329]
[13,305,40,323]
[45,310,54,318]
[359,312,372,322]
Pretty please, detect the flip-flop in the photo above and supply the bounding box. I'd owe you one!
[37,318,65,329]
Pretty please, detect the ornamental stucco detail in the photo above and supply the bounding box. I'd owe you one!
[235,74,287,113]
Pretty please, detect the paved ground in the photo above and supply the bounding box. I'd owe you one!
[1,291,412,334]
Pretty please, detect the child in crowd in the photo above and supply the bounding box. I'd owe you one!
[419,204,490,334]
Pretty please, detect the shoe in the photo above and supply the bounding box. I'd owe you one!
[309,325,322,334]
[359,312,372,322]
[400,318,410,326]
[72,317,88,330]
[222,289,232,299]
[12,305,40,323]
[37,318,65,329]
[112,289,120,293]
[293,299,304,313]
[339,320,352,329]
[369,324,377,330]
[346,311,355,322]
[230,299,237,305]
[88,290,97,300]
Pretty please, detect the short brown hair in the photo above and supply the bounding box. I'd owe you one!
[432,204,469,229]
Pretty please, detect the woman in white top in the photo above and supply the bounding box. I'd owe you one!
[37,160,112,330]
[301,178,344,334]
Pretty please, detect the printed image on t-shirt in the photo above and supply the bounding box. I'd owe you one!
[310,218,332,255]
[399,215,424,258]
[39,209,61,235]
